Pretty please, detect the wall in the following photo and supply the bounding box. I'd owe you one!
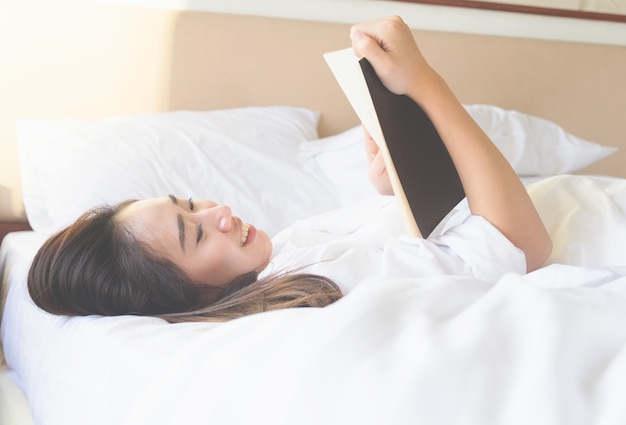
[0,0,176,220]
[1,0,625,221]
[100,0,626,46]
[468,0,626,15]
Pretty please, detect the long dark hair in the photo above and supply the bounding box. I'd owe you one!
[27,202,342,321]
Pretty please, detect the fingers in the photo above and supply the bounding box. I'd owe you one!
[368,150,394,195]
[350,16,406,66]
[369,150,386,175]
[349,16,425,96]
[350,26,384,61]
[351,15,408,50]
[362,125,393,194]
[350,16,440,104]
[363,126,379,160]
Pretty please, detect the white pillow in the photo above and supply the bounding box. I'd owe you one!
[18,106,343,236]
[465,104,617,176]
[297,126,379,206]
[297,105,617,203]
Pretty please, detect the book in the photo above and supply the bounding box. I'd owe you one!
[323,48,465,238]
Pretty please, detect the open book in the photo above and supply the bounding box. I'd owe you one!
[324,48,465,238]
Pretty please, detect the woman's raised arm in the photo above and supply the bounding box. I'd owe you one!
[351,16,552,272]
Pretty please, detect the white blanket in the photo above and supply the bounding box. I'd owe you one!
[5,268,626,425]
[2,174,626,425]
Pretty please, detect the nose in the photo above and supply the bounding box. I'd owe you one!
[196,204,232,232]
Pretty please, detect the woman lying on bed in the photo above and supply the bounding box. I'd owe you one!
[27,16,552,322]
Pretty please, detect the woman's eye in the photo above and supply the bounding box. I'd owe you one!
[196,224,203,244]
[189,198,194,211]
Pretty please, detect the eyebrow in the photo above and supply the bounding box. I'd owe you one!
[169,195,186,252]
[177,214,185,252]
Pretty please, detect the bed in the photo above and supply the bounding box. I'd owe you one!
[2,3,626,425]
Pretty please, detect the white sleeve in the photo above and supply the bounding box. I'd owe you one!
[430,213,527,281]
[266,198,526,293]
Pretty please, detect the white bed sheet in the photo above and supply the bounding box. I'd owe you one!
[2,175,626,425]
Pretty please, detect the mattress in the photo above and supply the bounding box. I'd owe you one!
[1,231,45,425]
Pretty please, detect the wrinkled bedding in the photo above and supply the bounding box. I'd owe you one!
[2,174,626,425]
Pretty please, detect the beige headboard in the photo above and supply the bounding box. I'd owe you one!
[1,2,624,221]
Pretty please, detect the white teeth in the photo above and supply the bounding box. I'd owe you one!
[241,224,249,246]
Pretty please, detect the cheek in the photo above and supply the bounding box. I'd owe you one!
[251,237,272,275]
[186,257,223,287]
[192,245,247,287]
[190,235,272,287]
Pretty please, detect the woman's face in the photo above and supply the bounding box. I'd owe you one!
[116,196,272,288]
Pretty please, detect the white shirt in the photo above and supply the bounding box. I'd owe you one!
[262,196,526,294]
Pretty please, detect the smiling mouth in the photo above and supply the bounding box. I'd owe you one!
[241,224,250,246]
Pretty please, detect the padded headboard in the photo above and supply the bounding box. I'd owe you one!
[1,3,625,220]
[166,12,626,178]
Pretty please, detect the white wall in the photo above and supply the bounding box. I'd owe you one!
[97,0,626,46]
[1,0,624,221]
[0,0,176,220]
[465,0,626,14]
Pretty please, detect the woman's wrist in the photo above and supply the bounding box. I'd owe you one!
[406,70,451,112]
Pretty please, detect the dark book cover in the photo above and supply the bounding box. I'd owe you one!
[324,48,465,238]
[358,58,465,238]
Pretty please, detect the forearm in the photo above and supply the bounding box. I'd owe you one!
[407,74,552,271]
[351,16,552,271]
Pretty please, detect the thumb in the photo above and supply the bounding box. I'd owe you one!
[350,27,384,60]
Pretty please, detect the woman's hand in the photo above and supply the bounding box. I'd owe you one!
[363,126,393,195]
[350,16,436,101]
